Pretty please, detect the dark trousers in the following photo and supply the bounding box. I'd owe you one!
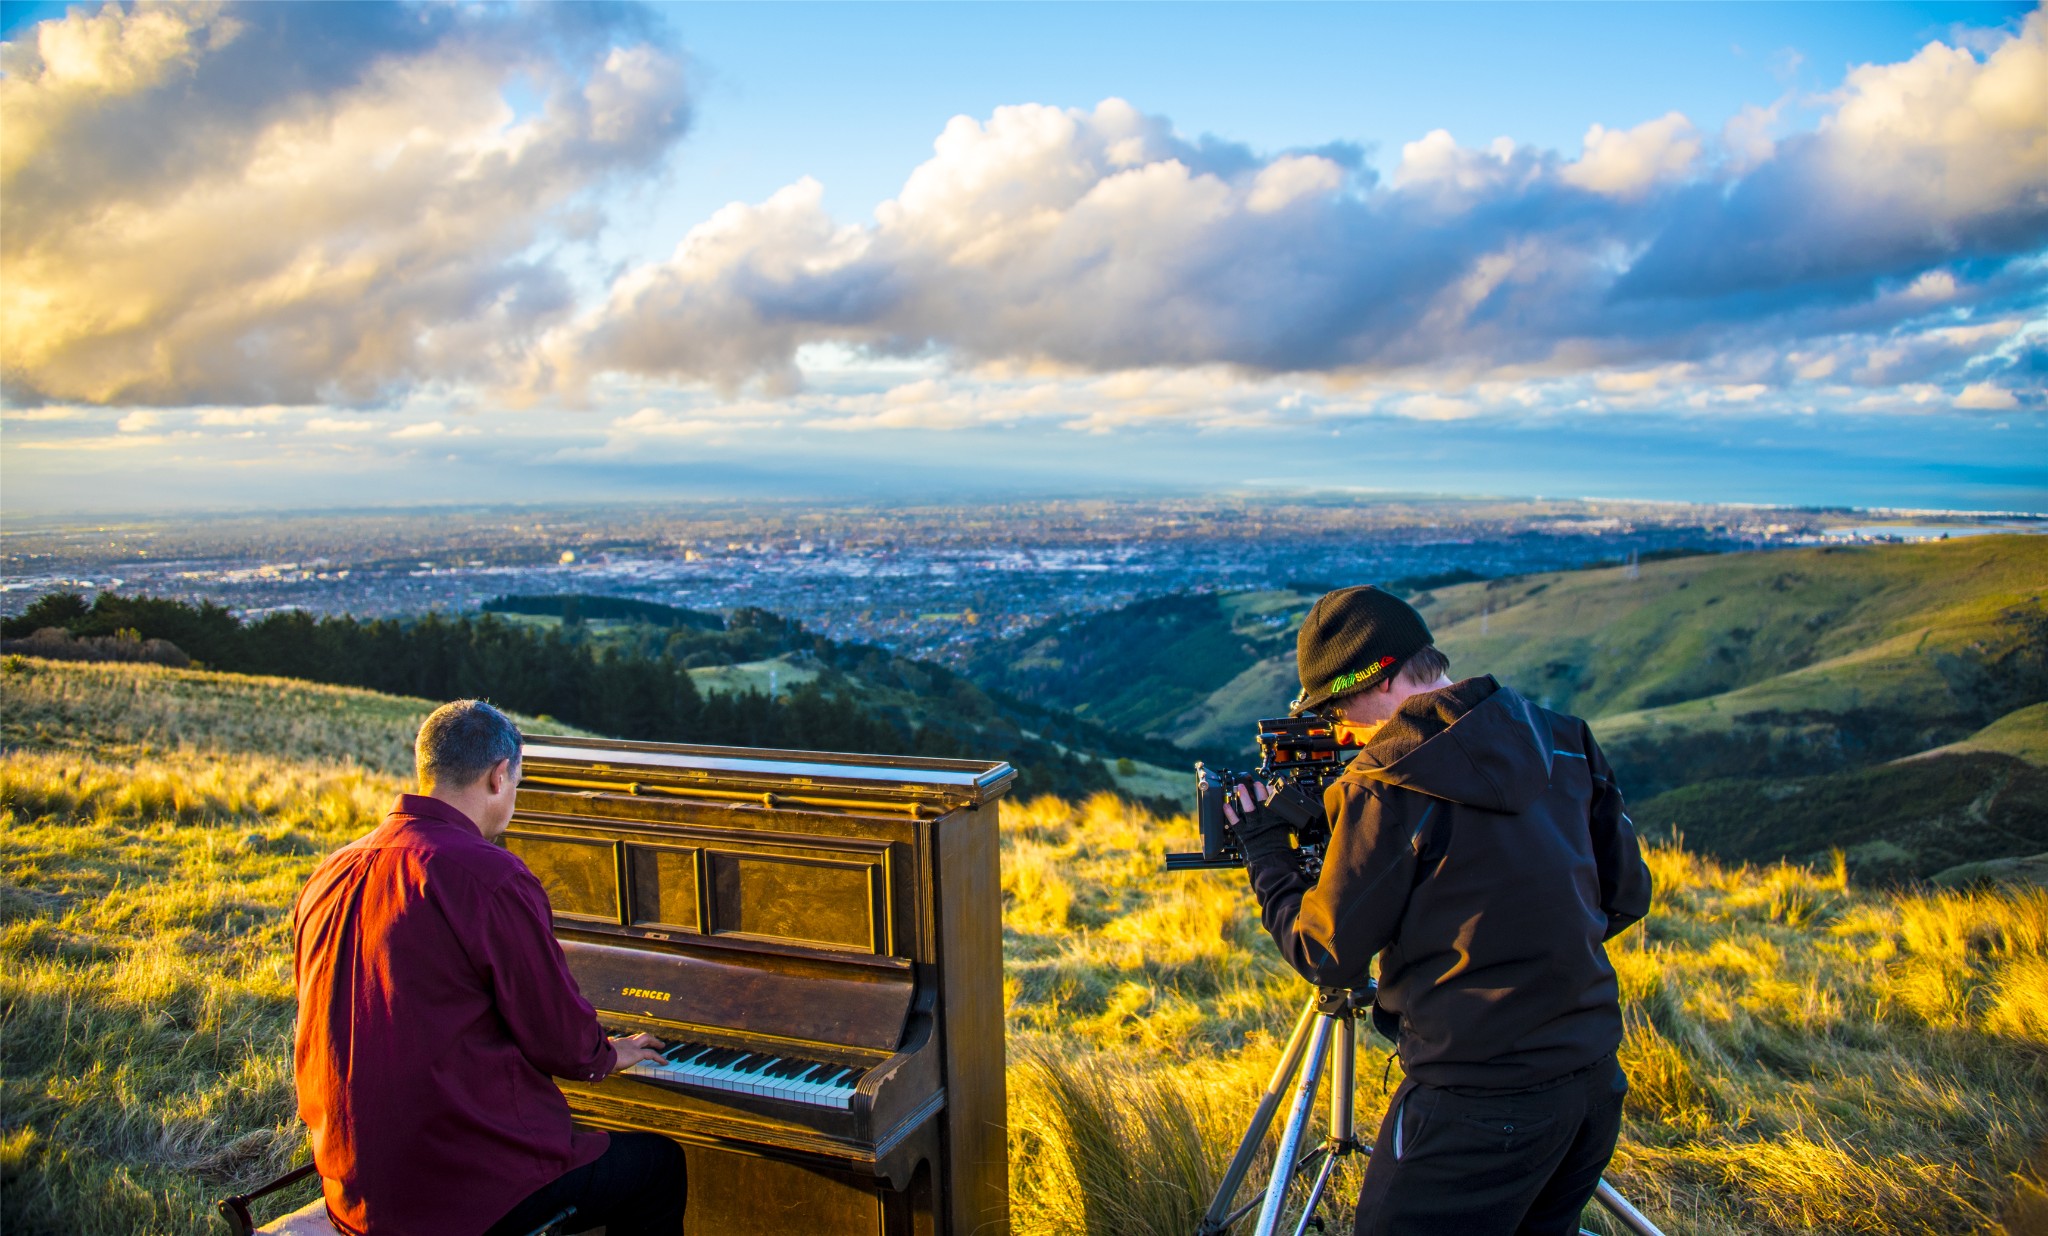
[484,1132,687,1236]
[1354,1056,1626,1236]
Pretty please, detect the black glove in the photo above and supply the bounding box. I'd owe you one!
[1225,778,1320,867]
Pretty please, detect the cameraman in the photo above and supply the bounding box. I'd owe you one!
[1227,586,1652,1236]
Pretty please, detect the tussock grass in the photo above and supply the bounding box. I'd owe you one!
[999,796,2048,1236]
[5,661,2046,1234]
[0,746,394,1234]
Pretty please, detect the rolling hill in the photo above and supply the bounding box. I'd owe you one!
[971,535,2048,878]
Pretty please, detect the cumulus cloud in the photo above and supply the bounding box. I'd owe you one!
[1956,382,2020,410]
[552,11,2048,412]
[1561,112,1702,197]
[8,0,2042,433]
[1,1,689,406]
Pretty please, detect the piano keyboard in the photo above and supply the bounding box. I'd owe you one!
[625,1041,863,1109]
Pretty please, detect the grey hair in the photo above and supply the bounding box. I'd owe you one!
[415,699,523,790]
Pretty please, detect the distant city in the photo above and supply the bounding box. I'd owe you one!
[3,497,2038,662]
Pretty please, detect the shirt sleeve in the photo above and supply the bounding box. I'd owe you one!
[470,867,619,1082]
[1247,777,1431,989]
[1584,725,1653,941]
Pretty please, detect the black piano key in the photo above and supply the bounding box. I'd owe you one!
[765,1057,813,1079]
[693,1047,742,1068]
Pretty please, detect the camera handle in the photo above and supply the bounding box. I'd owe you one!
[1193,987,1668,1236]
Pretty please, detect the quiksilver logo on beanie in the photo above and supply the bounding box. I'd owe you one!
[1328,655,1399,695]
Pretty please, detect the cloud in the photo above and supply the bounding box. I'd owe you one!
[1562,113,1702,197]
[304,416,378,435]
[1956,382,2020,410]
[1,1,690,407]
[7,1,2041,432]
[547,12,2046,413]
[1615,12,2048,300]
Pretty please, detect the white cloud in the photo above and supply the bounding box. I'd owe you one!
[1562,112,1702,196]
[1956,382,2020,410]
[1,2,690,407]
[1246,154,1346,213]
[6,1,2040,440]
[304,416,378,434]
[554,11,2046,408]
[196,406,289,426]
[1390,393,1480,421]
[116,410,162,431]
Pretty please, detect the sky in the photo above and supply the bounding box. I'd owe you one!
[2,1,2044,515]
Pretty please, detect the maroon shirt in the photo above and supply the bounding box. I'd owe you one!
[293,794,616,1235]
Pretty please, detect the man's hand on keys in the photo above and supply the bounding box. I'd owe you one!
[608,1032,668,1072]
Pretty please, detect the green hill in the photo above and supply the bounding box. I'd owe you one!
[965,589,1316,749]
[970,536,2048,877]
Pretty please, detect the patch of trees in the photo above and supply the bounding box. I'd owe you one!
[3,592,1148,804]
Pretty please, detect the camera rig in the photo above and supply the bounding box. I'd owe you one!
[1164,714,1364,876]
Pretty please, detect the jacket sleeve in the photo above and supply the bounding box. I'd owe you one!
[1247,777,1430,989]
[471,867,619,1081]
[1585,726,1653,941]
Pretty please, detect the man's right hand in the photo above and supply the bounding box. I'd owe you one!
[608,1032,668,1073]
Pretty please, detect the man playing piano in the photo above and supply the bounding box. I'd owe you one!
[293,699,686,1236]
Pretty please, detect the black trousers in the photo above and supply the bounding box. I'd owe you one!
[1354,1056,1627,1236]
[483,1132,687,1236]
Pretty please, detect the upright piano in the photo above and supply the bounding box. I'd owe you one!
[507,736,1015,1236]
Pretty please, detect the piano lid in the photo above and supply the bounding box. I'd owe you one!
[521,735,1016,807]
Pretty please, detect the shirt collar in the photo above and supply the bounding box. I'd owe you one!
[393,792,484,837]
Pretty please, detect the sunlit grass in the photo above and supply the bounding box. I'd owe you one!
[999,795,2048,1236]
[3,660,2045,1234]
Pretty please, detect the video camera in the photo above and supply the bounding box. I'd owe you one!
[1164,715,1364,877]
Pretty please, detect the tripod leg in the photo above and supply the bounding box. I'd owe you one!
[1593,1179,1668,1236]
[1254,1014,1335,1236]
[1288,1007,1358,1236]
[1328,1009,1355,1144]
[1197,993,1323,1235]
[1288,1152,1342,1236]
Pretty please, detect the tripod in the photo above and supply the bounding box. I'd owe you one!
[1193,988,1669,1236]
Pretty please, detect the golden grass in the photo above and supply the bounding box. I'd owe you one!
[4,660,2046,1235]
[1000,795,2048,1236]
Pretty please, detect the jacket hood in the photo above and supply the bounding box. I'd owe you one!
[1345,676,1554,812]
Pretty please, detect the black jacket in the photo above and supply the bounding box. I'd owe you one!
[1249,676,1652,1089]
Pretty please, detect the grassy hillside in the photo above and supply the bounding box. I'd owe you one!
[0,657,594,775]
[1915,702,2048,766]
[971,538,2048,876]
[965,590,1315,748]
[5,661,2048,1234]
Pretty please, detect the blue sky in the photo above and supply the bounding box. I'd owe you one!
[2,2,2043,513]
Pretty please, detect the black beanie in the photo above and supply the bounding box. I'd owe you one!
[1292,585,1434,715]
